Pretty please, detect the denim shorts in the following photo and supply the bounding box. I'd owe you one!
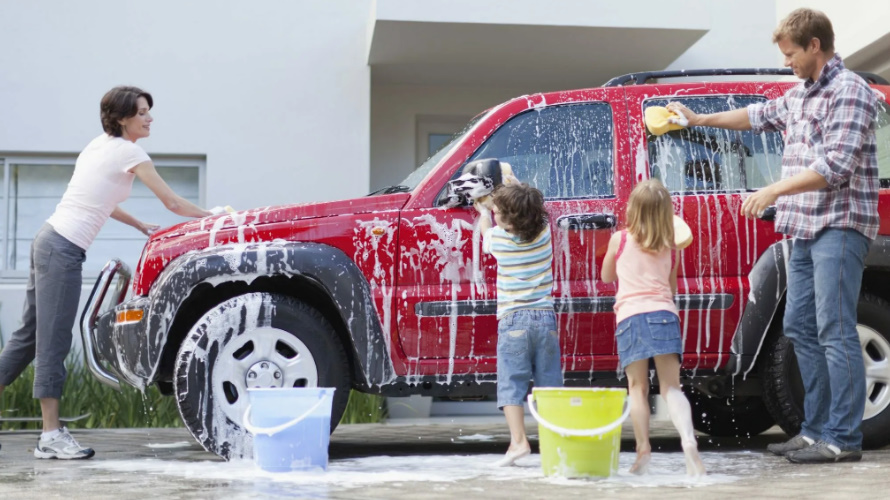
[616,310,683,371]
[496,309,562,408]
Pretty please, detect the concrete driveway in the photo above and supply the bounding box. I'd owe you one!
[0,418,887,499]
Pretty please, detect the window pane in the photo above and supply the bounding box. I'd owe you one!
[7,162,200,274]
[645,96,784,193]
[466,103,614,198]
[428,133,452,157]
[9,163,74,270]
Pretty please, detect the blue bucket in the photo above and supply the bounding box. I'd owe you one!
[243,387,336,472]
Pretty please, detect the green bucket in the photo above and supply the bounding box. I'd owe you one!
[528,387,629,478]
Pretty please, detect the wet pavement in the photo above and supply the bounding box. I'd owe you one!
[0,418,888,499]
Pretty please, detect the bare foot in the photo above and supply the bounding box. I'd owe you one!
[629,450,651,475]
[493,444,531,467]
[682,444,706,477]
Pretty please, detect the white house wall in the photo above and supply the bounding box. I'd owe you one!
[0,0,372,211]
[0,0,372,344]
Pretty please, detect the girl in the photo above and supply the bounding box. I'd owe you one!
[601,179,705,476]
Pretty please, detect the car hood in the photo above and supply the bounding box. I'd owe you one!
[151,192,411,240]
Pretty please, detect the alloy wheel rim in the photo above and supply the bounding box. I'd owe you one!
[212,326,319,425]
[860,324,890,420]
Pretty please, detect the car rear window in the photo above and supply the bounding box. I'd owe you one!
[644,96,784,193]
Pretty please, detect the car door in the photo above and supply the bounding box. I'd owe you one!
[395,89,629,379]
[623,84,787,369]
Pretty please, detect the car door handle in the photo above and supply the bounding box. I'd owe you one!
[556,214,617,230]
[759,206,776,222]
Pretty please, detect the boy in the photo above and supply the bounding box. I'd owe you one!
[476,183,562,467]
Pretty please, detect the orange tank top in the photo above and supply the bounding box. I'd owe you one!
[613,230,678,324]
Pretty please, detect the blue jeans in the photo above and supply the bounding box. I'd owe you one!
[783,228,870,450]
[496,309,562,408]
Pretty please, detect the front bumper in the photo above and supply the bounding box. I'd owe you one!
[80,259,152,390]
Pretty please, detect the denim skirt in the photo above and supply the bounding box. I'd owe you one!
[615,310,683,371]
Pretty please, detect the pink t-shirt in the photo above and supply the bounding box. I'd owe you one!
[613,231,678,324]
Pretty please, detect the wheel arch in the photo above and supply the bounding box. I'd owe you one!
[143,242,394,390]
[726,239,790,378]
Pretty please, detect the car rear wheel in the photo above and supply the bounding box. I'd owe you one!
[173,292,351,459]
[761,292,890,449]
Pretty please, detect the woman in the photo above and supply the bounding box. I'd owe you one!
[0,86,216,459]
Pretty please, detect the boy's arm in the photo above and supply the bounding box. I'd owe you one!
[475,201,493,254]
[600,232,621,283]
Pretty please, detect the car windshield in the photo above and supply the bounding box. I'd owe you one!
[398,114,486,190]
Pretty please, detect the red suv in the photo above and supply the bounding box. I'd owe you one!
[82,69,890,459]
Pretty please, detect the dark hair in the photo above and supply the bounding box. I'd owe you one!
[492,183,548,242]
[773,8,834,53]
[100,86,153,137]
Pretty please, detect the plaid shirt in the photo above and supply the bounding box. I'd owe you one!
[748,54,879,240]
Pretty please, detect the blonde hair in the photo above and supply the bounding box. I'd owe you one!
[626,179,674,253]
[772,8,834,53]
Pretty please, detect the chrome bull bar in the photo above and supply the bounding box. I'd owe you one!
[79,259,131,391]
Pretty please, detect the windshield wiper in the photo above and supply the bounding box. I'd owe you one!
[367,185,412,196]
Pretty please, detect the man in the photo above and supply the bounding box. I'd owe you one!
[668,8,878,464]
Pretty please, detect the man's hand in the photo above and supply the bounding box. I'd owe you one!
[666,102,702,127]
[741,186,778,219]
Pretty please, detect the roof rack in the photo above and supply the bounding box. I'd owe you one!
[604,68,890,87]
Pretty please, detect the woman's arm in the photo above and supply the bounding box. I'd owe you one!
[131,161,213,218]
[600,232,621,283]
[110,206,159,236]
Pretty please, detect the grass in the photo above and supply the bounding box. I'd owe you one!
[0,354,387,430]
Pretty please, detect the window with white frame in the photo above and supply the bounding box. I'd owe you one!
[0,155,204,278]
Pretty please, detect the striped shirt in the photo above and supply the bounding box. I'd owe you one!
[747,54,879,240]
[482,225,554,319]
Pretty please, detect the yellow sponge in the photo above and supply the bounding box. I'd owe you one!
[645,106,688,136]
[674,215,693,250]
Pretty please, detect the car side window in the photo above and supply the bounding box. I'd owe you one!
[645,96,784,193]
[466,103,614,198]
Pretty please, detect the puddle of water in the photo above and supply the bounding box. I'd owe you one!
[87,451,745,491]
[143,442,194,449]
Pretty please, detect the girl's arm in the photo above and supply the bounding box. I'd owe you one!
[670,249,680,295]
[600,232,621,283]
[131,161,213,218]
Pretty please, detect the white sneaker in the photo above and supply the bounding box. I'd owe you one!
[34,427,95,460]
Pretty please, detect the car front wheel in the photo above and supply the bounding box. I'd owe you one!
[173,292,351,459]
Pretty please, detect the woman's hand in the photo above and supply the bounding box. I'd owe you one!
[140,222,160,236]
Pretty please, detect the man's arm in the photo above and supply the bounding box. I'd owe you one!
[740,169,829,219]
[666,104,752,131]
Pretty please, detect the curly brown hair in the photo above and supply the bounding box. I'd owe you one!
[492,183,548,242]
[100,86,153,137]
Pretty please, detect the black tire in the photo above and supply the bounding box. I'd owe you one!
[760,292,890,450]
[173,292,351,460]
[685,388,776,437]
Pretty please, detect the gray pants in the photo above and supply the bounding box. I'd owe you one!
[0,223,85,399]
